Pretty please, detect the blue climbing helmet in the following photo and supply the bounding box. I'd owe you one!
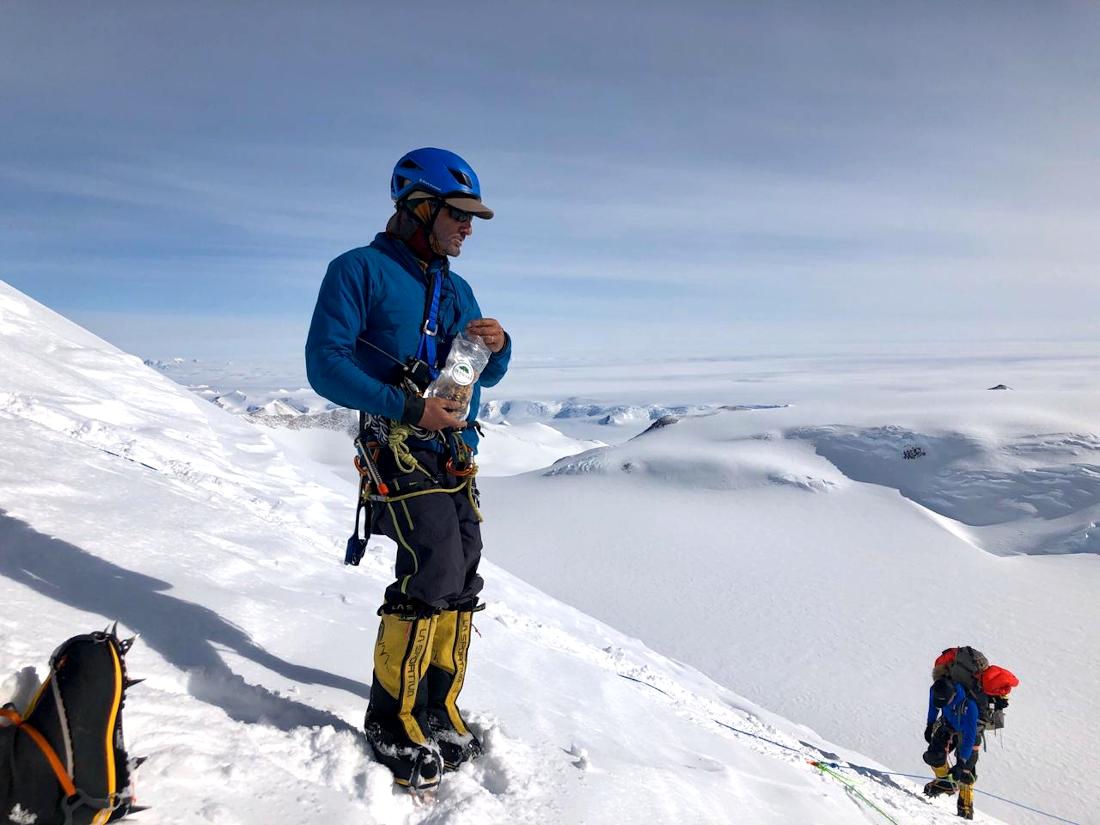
[390,148,494,218]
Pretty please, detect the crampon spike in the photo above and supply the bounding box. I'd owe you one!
[118,635,139,655]
[126,804,151,814]
[123,677,145,690]
[129,755,149,770]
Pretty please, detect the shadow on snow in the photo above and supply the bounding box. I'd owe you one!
[0,509,368,734]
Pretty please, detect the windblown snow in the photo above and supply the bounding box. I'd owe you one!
[1,281,1094,824]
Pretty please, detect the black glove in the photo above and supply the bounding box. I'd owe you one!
[951,762,976,785]
[924,723,935,743]
[993,696,1009,710]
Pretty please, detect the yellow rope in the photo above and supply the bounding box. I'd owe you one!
[385,484,469,502]
[467,482,483,523]
[387,422,426,474]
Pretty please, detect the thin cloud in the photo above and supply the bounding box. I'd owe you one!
[1,2,1098,360]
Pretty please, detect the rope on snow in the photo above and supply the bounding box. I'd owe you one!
[617,673,1082,825]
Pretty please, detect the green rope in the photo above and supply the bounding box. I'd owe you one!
[387,422,426,474]
[466,479,483,523]
[811,761,900,825]
[384,483,469,503]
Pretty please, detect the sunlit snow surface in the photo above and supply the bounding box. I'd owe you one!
[2,280,1096,824]
[476,357,1100,825]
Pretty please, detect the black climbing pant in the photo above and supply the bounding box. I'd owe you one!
[372,447,483,610]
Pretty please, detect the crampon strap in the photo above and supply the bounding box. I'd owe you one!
[0,706,77,797]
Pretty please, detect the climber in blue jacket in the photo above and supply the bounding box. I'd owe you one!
[305,148,510,790]
[923,677,982,818]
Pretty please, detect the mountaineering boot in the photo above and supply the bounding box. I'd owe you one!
[957,784,975,819]
[425,604,483,770]
[923,763,956,798]
[364,606,443,789]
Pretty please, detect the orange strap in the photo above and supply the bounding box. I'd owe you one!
[0,707,78,797]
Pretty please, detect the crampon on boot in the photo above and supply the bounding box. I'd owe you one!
[426,605,483,770]
[364,720,442,790]
[364,607,442,789]
[923,778,957,798]
[922,758,956,798]
[0,626,145,824]
[426,711,482,771]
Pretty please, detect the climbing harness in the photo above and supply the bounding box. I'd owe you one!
[346,417,482,568]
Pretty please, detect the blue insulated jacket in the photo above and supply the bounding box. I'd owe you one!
[926,682,981,762]
[305,233,511,453]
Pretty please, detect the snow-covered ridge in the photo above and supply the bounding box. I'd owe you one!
[792,424,1100,556]
[139,364,785,437]
[540,410,1100,557]
[246,406,358,434]
[142,356,196,371]
[543,411,841,494]
[479,397,786,428]
[141,357,334,416]
[201,387,330,417]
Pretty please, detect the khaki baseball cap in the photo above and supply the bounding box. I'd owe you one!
[444,195,494,220]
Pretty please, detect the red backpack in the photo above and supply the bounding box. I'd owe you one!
[980,665,1020,697]
[933,646,1019,730]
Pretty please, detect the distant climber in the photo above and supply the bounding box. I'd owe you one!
[922,646,1019,819]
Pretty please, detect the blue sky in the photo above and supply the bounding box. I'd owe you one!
[2,2,1098,370]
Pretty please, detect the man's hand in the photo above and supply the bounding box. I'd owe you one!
[418,396,466,431]
[466,318,507,353]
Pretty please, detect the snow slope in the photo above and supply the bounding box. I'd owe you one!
[481,389,1100,825]
[0,290,1015,822]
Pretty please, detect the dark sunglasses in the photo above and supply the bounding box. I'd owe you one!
[443,203,474,223]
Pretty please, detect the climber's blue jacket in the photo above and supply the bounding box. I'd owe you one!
[926,681,981,762]
[305,233,510,453]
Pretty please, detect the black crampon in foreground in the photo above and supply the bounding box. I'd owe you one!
[1,626,146,824]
